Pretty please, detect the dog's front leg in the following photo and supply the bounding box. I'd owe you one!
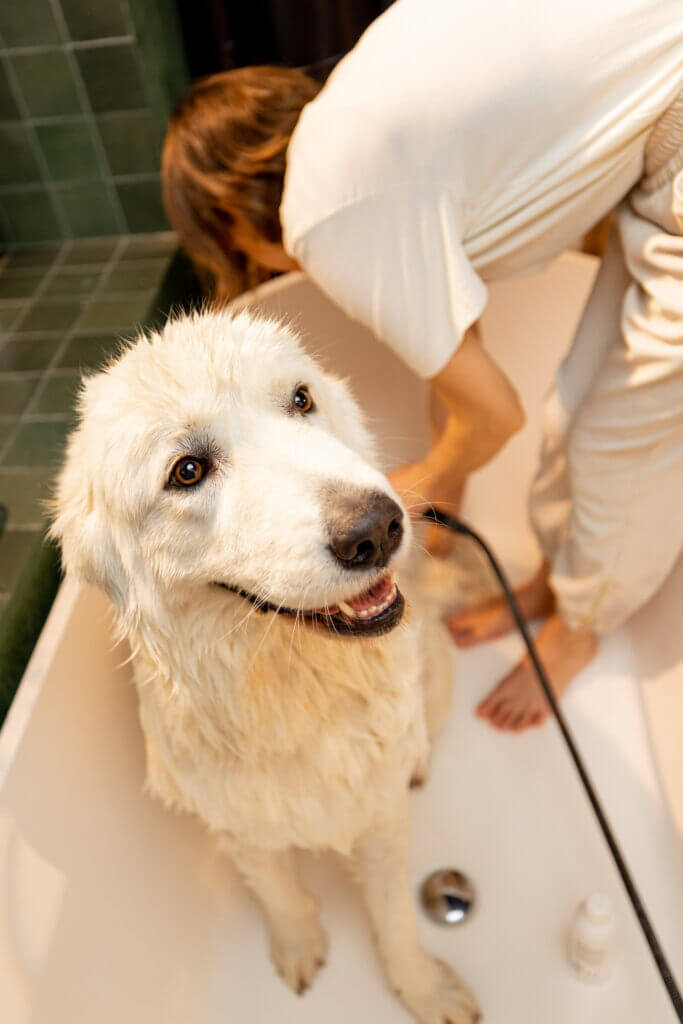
[221,839,327,995]
[353,798,480,1024]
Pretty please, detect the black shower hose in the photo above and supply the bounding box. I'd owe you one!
[424,507,683,1018]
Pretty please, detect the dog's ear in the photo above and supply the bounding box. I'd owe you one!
[48,441,129,613]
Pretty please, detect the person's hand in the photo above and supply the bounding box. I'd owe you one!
[389,324,525,555]
[389,458,457,513]
[390,456,465,556]
[389,458,432,514]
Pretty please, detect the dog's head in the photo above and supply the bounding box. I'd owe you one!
[50,309,412,638]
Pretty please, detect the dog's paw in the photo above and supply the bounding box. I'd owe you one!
[395,955,481,1024]
[270,914,328,995]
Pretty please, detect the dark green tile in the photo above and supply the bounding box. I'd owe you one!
[10,53,82,118]
[30,371,80,414]
[0,471,49,526]
[56,181,119,237]
[0,0,61,47]
[124,0,188,122]
[35,121,100,182]
[0,421,15,449]
[59,0,129,41]
[1,419,71,466]
[116,179,167,233]
[0,125,42,186]
[104,258,166,293]
[78,292,150,330]
[42,267,101,298]
[0,190,62,244]
[5,246,59,271]
[76,45,147,113]
[0,529,41,592]
[0,304,23,330]
[56,332,120,370]
[0,271,45,300]
[0,374,41,416]
[62,238,117,265]
[97,111,160,175]
[15,299,81,333]
[119,233,176,260]
[0,338,60,372]
[0,64,19,121]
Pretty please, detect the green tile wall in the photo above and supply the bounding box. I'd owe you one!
[0,0,188,246]
[0,0,61,48]
[35,121,100,180]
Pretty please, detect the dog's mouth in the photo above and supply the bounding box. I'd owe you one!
[217,571,404,638]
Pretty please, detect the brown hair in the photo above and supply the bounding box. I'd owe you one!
[162,66,320,301]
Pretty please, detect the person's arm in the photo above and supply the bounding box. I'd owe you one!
[284,174,522,495]
[390,323,525,510]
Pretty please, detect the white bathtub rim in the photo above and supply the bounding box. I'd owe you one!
[0,577,80,789]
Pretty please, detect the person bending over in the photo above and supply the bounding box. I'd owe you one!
[162,0,683,733]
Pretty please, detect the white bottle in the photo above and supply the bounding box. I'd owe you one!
[568,892,615,982]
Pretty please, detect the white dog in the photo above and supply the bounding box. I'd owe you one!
[50,309,480,1024]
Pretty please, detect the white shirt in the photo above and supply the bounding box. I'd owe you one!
[280,0,683,378]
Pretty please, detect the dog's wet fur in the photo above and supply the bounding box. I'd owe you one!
[50,309,480,1023]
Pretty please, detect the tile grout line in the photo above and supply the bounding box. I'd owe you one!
[46,0,128,235]
[0,409,66,421]
[0,246,70,463]
[0,36,135,58]
[2,230,175,257]
[27,107,151,126]
[0,172,161,195]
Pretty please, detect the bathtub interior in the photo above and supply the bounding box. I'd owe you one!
[1,253,683,1023]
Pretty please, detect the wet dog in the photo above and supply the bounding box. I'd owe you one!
[50,309,480,1024]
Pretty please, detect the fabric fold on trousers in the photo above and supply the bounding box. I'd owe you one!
[530,98,683,634]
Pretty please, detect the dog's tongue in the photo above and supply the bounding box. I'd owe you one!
[346,574,393,613]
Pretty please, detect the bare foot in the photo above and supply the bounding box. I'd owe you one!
[476,614,598,733]
[449,561,554,648]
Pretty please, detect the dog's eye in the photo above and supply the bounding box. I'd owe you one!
[293,385,314,414]
[170,456,205,487]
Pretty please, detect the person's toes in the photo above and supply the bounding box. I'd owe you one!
[449,601,510,647]
[476,691,499,717]
[510,711,529,732]
[478,695,502,721]
[491,703,516,730]
[448,610,477,637]
[450,625,476,649]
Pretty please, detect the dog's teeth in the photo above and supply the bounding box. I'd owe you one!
[339,580,398,622]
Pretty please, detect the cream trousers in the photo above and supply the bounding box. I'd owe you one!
[529,94,683,634]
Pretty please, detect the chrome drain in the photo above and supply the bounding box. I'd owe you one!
[420,868,475,925]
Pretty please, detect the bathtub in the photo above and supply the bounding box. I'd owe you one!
[2,253,683,1023]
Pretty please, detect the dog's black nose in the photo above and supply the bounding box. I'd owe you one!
[326,488,404,569]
